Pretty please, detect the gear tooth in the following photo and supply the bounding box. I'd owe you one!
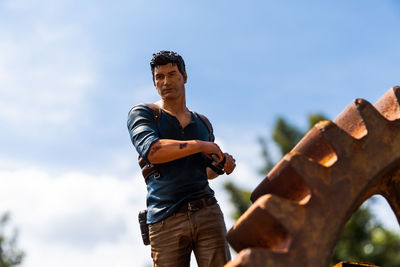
[374,86,400,121]
[260,193,306,233]
[355,98,389,133]
[393,85,400,101]
[288,152,331,188]
[334,101,367,139]
[251,157,311,204]
[291,125,338,167]
[227,194,293,253]
[315,120,356,157]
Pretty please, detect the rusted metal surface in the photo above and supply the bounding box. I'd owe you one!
[225,86,400,267]
[333,262,380,267]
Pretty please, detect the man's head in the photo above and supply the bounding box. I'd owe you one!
[151,51,188,101]
[150,51,186,83]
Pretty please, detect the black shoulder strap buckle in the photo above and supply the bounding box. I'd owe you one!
[146,103,161,124]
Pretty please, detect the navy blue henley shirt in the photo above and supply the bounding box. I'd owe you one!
[127,104,215,224]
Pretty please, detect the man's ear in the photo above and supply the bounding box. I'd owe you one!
[183,72,188,83]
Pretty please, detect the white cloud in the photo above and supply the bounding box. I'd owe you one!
[0,168,152,267]
[0,21,96,130]
[109,149,140,176]
[214,131,267,189]
[24,240,151,267]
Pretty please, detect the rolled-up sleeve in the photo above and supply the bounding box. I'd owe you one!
[127,104,160,162]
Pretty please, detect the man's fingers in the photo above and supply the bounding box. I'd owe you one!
[214,146,224,164]
[225,165,235,175]
[223,153,236,175]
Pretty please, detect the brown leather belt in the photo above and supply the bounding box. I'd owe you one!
[177,196,217,213]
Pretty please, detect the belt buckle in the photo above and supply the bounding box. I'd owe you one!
[188,202,200,212]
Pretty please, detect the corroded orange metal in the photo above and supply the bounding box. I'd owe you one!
[225,86,400,267]
[333,262,380,267]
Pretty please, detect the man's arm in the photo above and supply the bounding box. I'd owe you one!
[147,139,224,164]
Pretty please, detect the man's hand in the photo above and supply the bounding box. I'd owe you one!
[223,153,236,175]
[200,141,224,165]
[206,152,236,179]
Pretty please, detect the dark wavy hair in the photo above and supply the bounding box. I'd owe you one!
[150,51,186,81]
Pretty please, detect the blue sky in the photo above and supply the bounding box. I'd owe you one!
[1,1,400,266]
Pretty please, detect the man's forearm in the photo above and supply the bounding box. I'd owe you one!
[147,139,203,164]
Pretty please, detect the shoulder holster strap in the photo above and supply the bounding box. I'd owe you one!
[138,155,160,184]
[146,103,161,124]
[138,104,161,184]
[196,113,213,142]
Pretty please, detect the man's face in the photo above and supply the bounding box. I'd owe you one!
[153,63,187,100]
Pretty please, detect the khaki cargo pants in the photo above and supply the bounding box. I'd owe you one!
[149,203,231,267]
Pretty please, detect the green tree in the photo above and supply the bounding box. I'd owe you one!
[332,202,400,267]
[0,213,24,267]
[224,114,400,266]
[272,117,303,156]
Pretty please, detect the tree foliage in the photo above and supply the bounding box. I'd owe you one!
[224,181,252,220]
[0,213,24,267]
[332,203,400,266]
[272,117,303,156]
[224,113,400,266]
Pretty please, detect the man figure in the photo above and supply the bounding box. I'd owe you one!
[127,51,236,267]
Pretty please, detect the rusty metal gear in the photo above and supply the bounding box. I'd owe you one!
[225,86,400,267]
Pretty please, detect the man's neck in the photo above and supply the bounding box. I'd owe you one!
[157,97,188,116]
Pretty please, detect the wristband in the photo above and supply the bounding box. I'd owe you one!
[207,155,226,175]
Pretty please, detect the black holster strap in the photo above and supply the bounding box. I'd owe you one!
[138,156,160,184]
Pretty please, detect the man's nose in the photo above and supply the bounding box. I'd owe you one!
[163,76,171,85]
